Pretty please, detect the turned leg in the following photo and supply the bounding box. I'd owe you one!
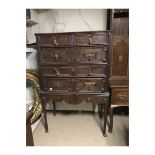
[41,97,48,132]
[108,106,113,133]
[53,100,56,116]
[98,104,103,118]
[102,103,108,137]
[93,102,96,113]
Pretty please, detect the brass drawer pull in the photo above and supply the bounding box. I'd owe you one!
[101,88,105,91]
[56,82,61,87]
[84,82,96,90]
[88,34,93,45]
[117,94,128,100]
[54,54,59,62]
[54,68,61,77]
[89,37,92,45]
[88,68,92,76]
[53,38,59,46]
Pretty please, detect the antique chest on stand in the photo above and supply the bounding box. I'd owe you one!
[35,31,111,137]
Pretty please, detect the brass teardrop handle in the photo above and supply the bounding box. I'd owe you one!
[101,88,105,91]
[89,37,92,45]
[54,54,59,62]
[88,34,92,45]
[88,68,92,76]
[54,68,61,76]
[53,38,59,46]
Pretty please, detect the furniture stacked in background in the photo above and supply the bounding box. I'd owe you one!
[35,31,111,136]
[26,9,42,124]
[107,9,129,133]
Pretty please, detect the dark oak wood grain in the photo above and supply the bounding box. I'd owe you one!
[36,31,111,137]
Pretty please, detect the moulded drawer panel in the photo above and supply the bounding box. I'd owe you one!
[76,65,108,77]
[74,32,109,46]
[37,34,72,47]
[112,88,129,105]
[39,48,72,64]
[42,78,72,92]
[74,78,108,93]
[74,47,108,64]
[41,67,73,77]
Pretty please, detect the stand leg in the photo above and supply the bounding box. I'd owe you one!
[102,103,108,137]
[93,102,96,113]
[98,104,103,118]
[41,97,48,132]
[108,106,113,133]
[53,100,56,116]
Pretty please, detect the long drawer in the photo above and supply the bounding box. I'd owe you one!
[39,47,107,65]
[42,78,108,93]
[40,92,109,104]
[41,64,108,78]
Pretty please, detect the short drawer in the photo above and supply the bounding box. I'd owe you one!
[41,67,73,77]
[71,94,109,104]
[39,48,71,64]
[74,32,109,46]
[42,78,72,92]
[76,65,108,77]
[74,47,108,64]
[37,33,72,47]
[111,88,129,105]
[74,78,109,93]
[41,65,108,78]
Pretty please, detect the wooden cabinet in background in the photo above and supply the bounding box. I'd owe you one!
[107,9,129,133]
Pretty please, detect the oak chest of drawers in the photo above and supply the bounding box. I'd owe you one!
[35,31,111,137]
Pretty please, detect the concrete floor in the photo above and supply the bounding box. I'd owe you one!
[33,111,129,146]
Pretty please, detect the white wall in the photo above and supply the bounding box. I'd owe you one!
[26,9,107,111]
[27,9,107,43]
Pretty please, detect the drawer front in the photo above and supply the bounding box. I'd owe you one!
[39,48,71,64]
[74,78,108,93]
[74,32,109,46]
[76,65,108,77]
[41,67,73,77]
[112,88,129,105]
[41,65,108,78]
[42,78,72,92]
[74,47,108,64]
[41,93,109,104]
[37,34,72,47]
[71,94,109,104]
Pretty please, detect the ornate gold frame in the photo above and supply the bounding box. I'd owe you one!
[26,69,42,123]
